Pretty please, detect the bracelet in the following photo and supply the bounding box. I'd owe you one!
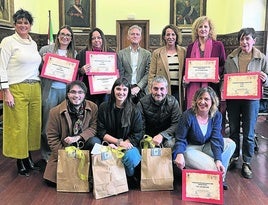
[117,138,123,146]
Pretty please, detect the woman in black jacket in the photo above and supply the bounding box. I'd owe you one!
[97,77,142,179]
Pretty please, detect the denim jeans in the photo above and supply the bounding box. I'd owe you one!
[226,100,259,164]
[41,87,66,160]
[184,138,236,180]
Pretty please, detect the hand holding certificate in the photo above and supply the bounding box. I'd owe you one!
[85,51,118,95]
[185,58,219,82]
[86,51,117,75]
[40,53,79,84]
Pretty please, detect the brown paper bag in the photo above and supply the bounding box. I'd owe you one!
[92,147,128,199]
[57,147,90,192]
[140,147,174,191]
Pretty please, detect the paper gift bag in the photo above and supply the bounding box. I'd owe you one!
[140,135,174,191]
[57,147,90,192]
[91,145,128,199]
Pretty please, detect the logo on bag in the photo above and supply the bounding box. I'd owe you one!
[151,148,161,156]
[101,151,112,160]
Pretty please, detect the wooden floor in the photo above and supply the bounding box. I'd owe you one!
[0,116,268,205]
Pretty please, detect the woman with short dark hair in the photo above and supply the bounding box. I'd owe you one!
[0,9,42,176]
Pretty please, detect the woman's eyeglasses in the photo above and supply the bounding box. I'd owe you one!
[59,33,72,38]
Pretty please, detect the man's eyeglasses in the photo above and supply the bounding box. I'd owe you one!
[59,33,72,38]
[69,90,85,95]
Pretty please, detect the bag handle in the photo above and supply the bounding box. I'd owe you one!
[140,135,164,149]
[65,146,88,181]
[101,141,126,159]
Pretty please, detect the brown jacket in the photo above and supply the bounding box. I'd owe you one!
[43,100,98,183]
[148,45,186,110]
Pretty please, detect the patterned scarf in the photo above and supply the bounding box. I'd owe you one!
[67,100,85,135]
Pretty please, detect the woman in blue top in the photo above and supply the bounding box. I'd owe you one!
[173,86,235,190]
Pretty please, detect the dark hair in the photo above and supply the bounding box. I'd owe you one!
[87,27,108,51]
[109,77,132,105]
[109,77,133,127]
[54,25,76,58]
[13,9,33,25]
[238,27,256,42]
[192,86,219,117]
[161,24,182,46]
[66,80,87,97]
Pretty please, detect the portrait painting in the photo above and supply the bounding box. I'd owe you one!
[170,0,206,29]
[0,0,14,27]
[59,0,95,30]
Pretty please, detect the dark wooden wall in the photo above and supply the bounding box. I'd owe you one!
[0,27,266,56]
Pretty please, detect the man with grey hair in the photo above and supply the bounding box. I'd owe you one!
[137,75,181,147]
[118,25,151,104]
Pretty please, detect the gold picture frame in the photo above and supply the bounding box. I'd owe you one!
[59,0,95,31]
[0,0,14,27]
[170,0,206,29]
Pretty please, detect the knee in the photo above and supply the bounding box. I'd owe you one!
[224,138,236,152]
[83,137,101,150]
[122,148,141,167]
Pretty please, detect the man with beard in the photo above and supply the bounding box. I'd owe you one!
[43,80,101,186]
[137,75,181,148]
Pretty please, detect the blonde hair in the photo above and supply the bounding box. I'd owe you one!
[191,16,217,41]
[192,86,219,118]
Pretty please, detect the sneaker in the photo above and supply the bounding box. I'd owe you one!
[228,157,238,170]
[241,163,253,179]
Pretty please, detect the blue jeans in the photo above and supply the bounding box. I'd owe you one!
[122,147,141,177]
[184,138,236,180]
[41,87,66,160]
[226,100,259,163]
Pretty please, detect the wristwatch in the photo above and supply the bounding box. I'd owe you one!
[117,138,123,146]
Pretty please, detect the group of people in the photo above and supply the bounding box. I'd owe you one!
[0,9,267,192]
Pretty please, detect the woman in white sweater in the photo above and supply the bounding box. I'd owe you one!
[0,9,42,176]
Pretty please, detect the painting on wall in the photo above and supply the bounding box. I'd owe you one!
[59,0,95,31]
[0,0,14,27]
[170,0,206,30]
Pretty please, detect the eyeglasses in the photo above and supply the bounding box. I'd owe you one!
[91,36,102,40]
[59,32,72,38]
[69,90,85,95]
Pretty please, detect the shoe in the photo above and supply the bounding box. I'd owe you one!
[241,163,253,179]
[223,181,229,190]
[17,159,30,177]
[228,157,238,170]
[23,153,41,171]
[127,176,140,190]
[44,179,56,188]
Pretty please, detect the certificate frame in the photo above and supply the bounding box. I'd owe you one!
[88,71,119,95]
[185,58,219,82]
[86,51,117,75]
[182,169,223,205]
[223,72,262,100]
[40,53,79,84]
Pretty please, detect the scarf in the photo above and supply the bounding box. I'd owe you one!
[186,38,213,109]
[67,100,85,135]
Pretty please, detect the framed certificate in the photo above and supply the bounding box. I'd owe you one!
[223,72,262,99]
[86,51,117,75]
[40,53,79,84]
[88,71,119,94]
[182,169,223,205]
[185,58,219,82]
